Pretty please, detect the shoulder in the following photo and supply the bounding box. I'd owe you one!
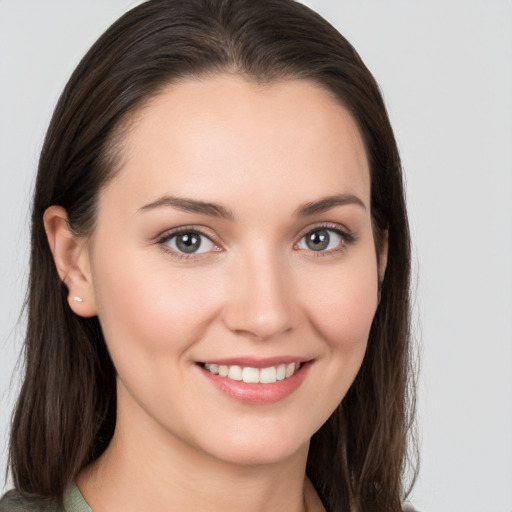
[0,485,90,512]
[0,490,63,512]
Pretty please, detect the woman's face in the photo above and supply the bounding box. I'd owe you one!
[84,75,385,466]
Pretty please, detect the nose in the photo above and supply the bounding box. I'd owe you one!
[222,249,296,340]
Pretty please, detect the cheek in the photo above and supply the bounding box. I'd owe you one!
[291,251,379,432]
[298,253,378,351]
[91,248,222,358]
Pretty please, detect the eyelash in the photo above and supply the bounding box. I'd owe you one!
[295,222,356,258]
[156,222,356,260]
[156,226,221,260]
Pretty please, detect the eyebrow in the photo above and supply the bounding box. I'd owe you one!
[139,192,366,220]
[296,193,367,217]
[139,195,234,220]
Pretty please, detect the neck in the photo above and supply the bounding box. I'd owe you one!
[77,395,322,512]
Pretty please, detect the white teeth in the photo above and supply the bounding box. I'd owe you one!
[260,366,277,384]
[228,365,242,381]
[242,367,260,383]
[203,362,302,383]
[204,363,219,374]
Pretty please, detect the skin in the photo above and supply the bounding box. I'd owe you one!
[45,75,387,512]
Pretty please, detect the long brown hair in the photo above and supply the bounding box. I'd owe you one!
[8,1,417,510]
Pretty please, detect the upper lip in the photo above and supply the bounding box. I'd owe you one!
[198,356,313,368]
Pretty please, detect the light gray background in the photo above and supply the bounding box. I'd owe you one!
[1,1,511,511]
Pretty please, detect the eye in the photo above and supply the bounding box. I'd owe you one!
[164,230,216,254]
[297,228,345,252]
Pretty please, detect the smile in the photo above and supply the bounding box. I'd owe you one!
[203,362,301,384]
[198,358,312,405]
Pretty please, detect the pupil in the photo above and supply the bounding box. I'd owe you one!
[307,230,329,251]
[177,233,201,253]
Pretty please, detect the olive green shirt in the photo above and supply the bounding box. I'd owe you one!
[0,485,91,512]
[0,486,420,511]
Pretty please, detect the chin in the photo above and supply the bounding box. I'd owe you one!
[211,442,308,468]
[194,423,312,468]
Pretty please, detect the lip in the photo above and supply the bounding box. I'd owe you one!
[197,359,313,405]
[199,356,312,368]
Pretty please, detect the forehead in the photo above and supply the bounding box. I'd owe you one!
[102,75,370,213]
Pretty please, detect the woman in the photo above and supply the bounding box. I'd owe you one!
[1,0,416,511]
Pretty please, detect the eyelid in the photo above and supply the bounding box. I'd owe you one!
[155,224,219,242]
[296,221,354,240]
[294,222,356,254]
[156,225,223,258]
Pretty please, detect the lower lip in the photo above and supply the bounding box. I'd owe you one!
[198,362,312,405]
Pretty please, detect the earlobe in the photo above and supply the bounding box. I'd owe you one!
[43,206,97,317]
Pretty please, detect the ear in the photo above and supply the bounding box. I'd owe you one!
[377,228,389,284]
[43,206,97,317]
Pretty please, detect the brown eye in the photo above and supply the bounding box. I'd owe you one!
[298,229,344,252]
